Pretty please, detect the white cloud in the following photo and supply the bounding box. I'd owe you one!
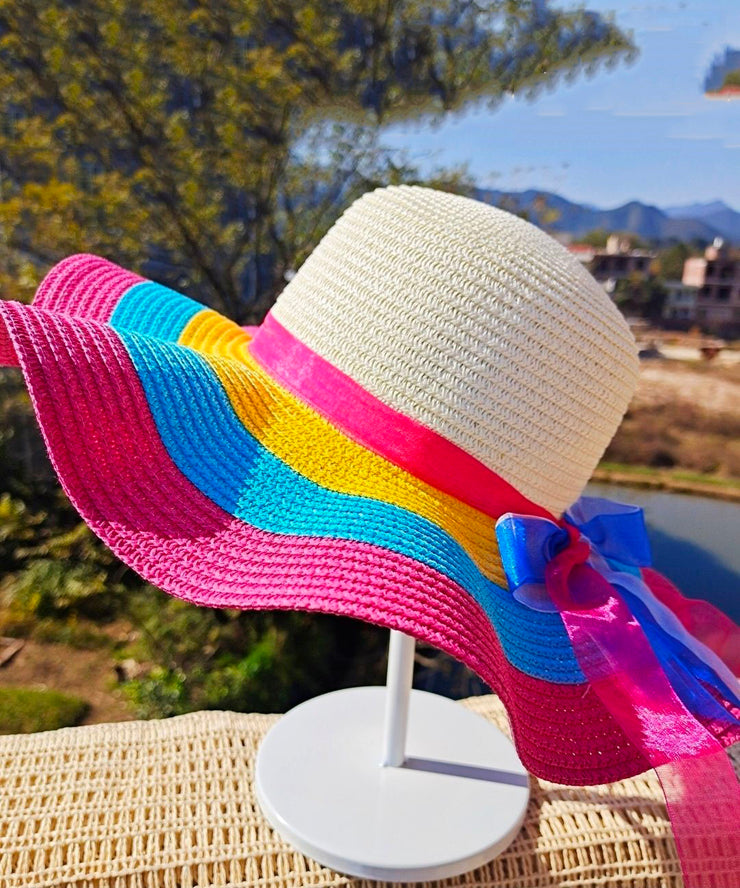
[613,109,691,117]
[667,132,723,140]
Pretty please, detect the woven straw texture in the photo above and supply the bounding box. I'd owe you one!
[3,695,732,888]
[272,186,639,515]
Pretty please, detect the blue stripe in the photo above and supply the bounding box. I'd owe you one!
[116,328,584,684]
[111,281,204,341]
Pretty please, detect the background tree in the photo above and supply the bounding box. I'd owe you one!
[0,0,634,320]
[578,228,609,248]
[722,68,740,89]
[0,0,635,718]
[657,241,695,282]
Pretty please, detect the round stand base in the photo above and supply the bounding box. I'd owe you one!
[255,687,530,882]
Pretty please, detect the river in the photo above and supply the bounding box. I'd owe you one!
[587,483,740,623]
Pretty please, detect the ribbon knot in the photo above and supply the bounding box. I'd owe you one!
[495,495,651,613]
[495,495,739,710]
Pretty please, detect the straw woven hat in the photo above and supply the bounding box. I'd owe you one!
[0,186,737,810]
[269,186,638,516]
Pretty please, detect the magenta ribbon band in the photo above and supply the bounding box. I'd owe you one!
[248,313,553,522]
[543,526,740,886]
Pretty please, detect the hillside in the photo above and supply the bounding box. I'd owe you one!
[603,357,740,493]
[476,188,738,244]
[665,201,740,242]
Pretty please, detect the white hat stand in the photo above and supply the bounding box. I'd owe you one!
[255,630,530,881]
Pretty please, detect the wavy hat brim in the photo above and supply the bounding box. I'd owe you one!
[1,255,736,786]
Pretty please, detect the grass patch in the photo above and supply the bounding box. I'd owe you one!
[0,686,89,734]
[670,470,740,489]
[594,462,740,501]
[30,618,113,650]
[597,462,740,489]
[598,462,657,477]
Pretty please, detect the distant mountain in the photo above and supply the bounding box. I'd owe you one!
[475,188,736,244]
[664,201,727,219]
[664,201,740,242]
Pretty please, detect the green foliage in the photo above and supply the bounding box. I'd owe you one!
[0,0,634,319]
[644,278,668,319]
[0,685,89,733]
[123,585,387,717]
[657,242,694,281]
[611,274,666,320]
[0,486,131,627]
[577,228,609,247]
[0,0,635,715]
[26,617,112,648]
[7,559,116,621]
[0,462,138,644]
[125,667,190,718]
[0,371,53,487]
[0,491,44,545]
[580,230,652,250]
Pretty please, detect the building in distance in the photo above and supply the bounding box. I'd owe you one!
[568,235,656,296]
[683,239,740,337]
[704,47,740,99]
[662,281,698,327]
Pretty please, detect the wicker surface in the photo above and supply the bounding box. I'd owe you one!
[1,694,726,888]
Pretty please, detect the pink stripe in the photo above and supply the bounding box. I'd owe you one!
[0,301,652,786]
[249,314,552,521]
[33,254,143,322]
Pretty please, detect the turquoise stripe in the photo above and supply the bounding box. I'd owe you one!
[117,328,584,684]
[111,281,204,341]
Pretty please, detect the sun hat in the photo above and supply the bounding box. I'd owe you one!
[0,186,738,882]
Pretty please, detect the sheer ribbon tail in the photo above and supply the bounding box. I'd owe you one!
[642,567,740,675]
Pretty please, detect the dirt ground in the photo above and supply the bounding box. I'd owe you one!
[635,360,740,415]
[604,357,740,481]
[0,639,134,725]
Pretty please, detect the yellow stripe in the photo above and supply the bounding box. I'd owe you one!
[181,309,253,361]
[179,311,505,585]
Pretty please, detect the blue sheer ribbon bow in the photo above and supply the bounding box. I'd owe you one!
[495,495,740,720]
[495,495,650,613]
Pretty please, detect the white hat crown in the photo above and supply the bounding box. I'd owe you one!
[272,186,639,515]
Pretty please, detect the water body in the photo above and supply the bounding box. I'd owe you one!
[587,483,740,623]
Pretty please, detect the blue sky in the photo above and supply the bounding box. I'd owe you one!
[382,1,740,210]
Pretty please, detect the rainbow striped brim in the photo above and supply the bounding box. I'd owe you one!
[0,254,737,789]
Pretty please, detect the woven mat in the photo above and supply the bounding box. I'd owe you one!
[1,694,725,888]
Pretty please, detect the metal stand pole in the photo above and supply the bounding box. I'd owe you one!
[381,630,415,767]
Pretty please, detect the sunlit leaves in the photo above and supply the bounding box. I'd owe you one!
[0,1,632,320]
